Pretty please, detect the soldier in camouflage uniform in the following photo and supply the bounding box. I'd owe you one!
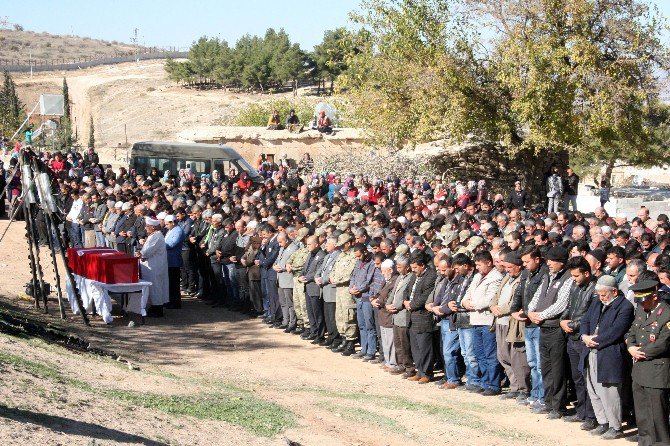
[287,228,311,335]
[328,232,359,356]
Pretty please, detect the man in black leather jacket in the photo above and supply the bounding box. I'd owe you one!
[511,246,548,406]
[560,257,598,429]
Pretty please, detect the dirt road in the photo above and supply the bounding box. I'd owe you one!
[0,221,635,445]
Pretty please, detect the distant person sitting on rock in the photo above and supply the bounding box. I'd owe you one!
[286,109,303,133]
[317,111,332,134]
[267,110,283,130]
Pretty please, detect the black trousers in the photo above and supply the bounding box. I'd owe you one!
[409,330,434,378]
[307,294,325,337]
[168,267,181,308]
[540,326,568,412]
[210,261,225,302]
[324,301,339,339]
[265,277,281,321]
[181,249,196,291]
[566,337,595,420]
[632,382,670,446]
[197,252,212,296]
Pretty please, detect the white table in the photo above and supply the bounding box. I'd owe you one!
[66,274,152,324]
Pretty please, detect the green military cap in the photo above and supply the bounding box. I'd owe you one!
[315,227,326,237]
[418,221,432,236]
[337,233,353,246]
[630,279,660,303]
[337,221,349,231]
[295,227,310,242]
[395,244,409,257]
[308,212,319,223]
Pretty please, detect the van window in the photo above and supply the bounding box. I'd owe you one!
[213,159,233,175]
[175,160,211,176]
[134,157,172,175]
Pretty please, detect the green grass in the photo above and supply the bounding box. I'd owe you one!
[289,386,535,442]
[0,350,294,438]
[315,401,408,436]
[101,389,293,437]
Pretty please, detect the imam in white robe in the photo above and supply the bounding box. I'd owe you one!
[139,231,169,306]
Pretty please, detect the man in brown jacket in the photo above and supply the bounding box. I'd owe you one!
[371,259,399,371]
[492,251,530,400]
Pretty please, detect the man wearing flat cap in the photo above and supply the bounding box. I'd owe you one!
[527,246,573,419]
[626,277,670,446]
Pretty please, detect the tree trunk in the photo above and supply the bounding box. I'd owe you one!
[330,78,334,95]
[603,158,616,186]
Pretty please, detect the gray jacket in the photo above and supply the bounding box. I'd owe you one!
[390,272,413,327]
[319,249,341,303]
[276,242,299,289]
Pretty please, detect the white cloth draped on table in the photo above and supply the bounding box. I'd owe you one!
[66,275,152,324]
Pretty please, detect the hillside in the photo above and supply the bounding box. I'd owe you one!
[0,28,147,65]
[13,61,314,162]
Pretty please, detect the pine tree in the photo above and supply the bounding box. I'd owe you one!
[60,77,72,149]
[0,71,23,134]
[88,115,94,148]
[62,77,70,121]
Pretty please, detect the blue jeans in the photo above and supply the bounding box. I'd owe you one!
[356,300,377,355]
[222,263,239,305]
[70,223,84,248]
[472,325,503,391]
[458,327,481,387]
[441,320,463,384]
[524,326,544,401]
[95,231,106,247]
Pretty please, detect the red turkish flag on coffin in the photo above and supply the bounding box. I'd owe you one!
[67,248,117,276]
[83,252,139,284]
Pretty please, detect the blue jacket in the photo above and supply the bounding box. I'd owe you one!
[256,235,280,280]
[165,226,186,268]
[579,294,634,384]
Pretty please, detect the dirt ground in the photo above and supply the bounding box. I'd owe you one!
[0,220,640,446]
[13,60,308,161]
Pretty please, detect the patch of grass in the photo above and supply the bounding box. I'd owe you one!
[291,386,535,442]
[101,389,294,437]
[0,351,63,381]
[0,349,294,437]
[315,401,408,436]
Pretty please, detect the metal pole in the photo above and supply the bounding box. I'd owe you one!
[44,212,67,319]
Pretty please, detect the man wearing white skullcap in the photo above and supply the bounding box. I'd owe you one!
[375,258,399,371]
[138,216,169,316]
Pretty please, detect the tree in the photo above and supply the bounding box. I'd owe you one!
[343,0,670,186]
[164,28,308,92]
[59,77,73,149]
[313,28,355,94]
[88,114,94,148]
[0,70,23,135]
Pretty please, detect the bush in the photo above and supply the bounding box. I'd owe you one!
[44,42,51,48]
[235,98,316,127]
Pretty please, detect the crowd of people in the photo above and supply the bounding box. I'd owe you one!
[5,140,670,445]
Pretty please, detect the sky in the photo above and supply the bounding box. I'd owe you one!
[0,0,362,51]
[1,0,669,51]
